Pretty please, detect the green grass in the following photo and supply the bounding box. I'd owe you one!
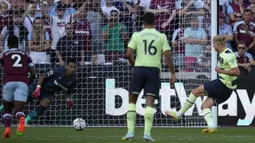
[0,127,255,143]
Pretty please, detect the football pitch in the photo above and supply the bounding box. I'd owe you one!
[0,127,254,143]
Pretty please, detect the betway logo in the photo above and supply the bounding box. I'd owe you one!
[105,79,255,126]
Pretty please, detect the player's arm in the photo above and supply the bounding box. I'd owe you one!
[216,55,240,76]
[216,66,240,76]
[65,83,77,109]
[127,48,135,67]
[27,56,36,83]
[162,34,176,85]
[32,68,61,99]
[164,51,175,75]
[28,66,37,83]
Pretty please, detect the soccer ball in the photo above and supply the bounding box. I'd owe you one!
[73,118,86,131]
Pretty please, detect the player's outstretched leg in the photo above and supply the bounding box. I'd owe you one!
[0,105,4,112]
[2,101,13,138]
[25,98,50,125]
[201,98,217,133]
[165,85,204,121]
[25,105,46,124]
[122,94,137,141]
[143,96,155,142]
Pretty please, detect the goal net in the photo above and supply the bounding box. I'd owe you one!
[0,0,212,127]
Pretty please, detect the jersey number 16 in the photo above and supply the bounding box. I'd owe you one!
[143,40,157,55]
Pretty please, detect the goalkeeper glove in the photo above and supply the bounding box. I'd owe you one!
[66,99,73,109]
[32,85,41,99]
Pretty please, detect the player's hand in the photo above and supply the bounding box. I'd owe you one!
[66,99,74,109]
[32,86,41,99]
[170,74,176,88]
[215,66,223,74]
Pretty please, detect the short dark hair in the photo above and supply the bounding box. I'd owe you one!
[67,57,77,64]
[143,12,155,25]
[244,9,252,14]
[7,35,19,48]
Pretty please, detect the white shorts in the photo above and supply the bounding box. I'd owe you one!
[30,51,50,64]
[3,82,28,102]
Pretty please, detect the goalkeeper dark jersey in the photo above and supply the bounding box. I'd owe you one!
[41,67,77,94]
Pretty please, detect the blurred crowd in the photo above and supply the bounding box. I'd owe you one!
[0,0,253,72]
[220,0,255,72]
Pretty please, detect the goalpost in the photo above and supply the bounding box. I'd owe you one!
[0,0,218,127]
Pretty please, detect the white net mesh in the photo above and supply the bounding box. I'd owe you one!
[0,0,212,127]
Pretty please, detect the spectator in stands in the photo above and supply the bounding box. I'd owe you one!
[219,12,233,50]
[197,44,211,72]
[233,9,255,54]
[41,2,86,50]
[232,12,243,26]
[41,0,58,15]
[161,0,193,29]
[249,3,255,21]
[103,9,128,63]
[56,23,84,66]
[147,0,174,39]
[101,0,119,19]
[73,12,92,64]
[24,3,37,33]
[227,0,248,24]
[86,0,105,64]
[116,0,138,37]
[0,0,10,32]
[49,0,76,16]
[235,41,255,72]
[219,0,230,13]
[136,0,151,31]
[9,0,29,10]
[183,16,207,72]
[0,9,29,52]
[41,3,71,50]
[28,17,50,64]
[171,24,185,71]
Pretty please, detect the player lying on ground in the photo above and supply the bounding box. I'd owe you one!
[24,58,77,125]
[121,12,176,141]
[165,35,240,133]
[1,35,36,138]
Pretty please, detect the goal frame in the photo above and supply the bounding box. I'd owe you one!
[211,0,219,127]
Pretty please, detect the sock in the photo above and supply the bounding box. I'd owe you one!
[144,106,154,136]
[26,106,45,122]
[3,113,12,128]
[15,112,25,120]
[203,108,214,128]
[177,93,197,117]
[0,105,4,111]
[127,103,136,134]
